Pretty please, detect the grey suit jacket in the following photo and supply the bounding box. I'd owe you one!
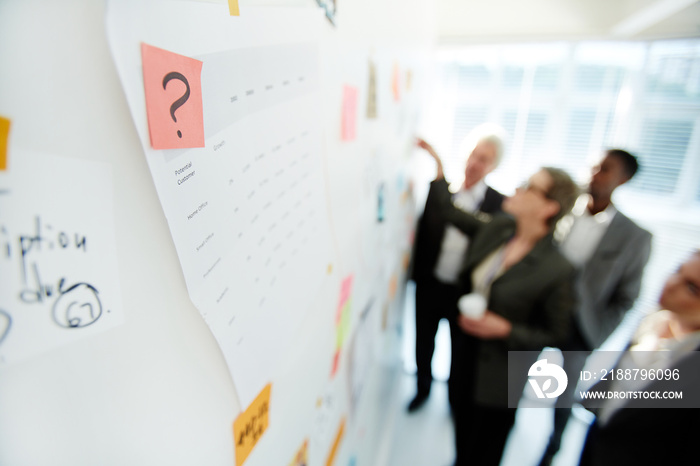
[560,209,652,349]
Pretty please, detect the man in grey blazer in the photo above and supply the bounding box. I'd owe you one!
[539,148,652,466]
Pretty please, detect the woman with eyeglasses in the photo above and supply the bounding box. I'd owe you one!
[415,138,579,466]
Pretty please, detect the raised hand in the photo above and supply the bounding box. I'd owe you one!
[415,137,444,180]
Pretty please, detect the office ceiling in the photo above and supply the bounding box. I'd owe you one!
[436,0,700,43]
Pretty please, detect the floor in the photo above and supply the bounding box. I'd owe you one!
[381,283,594,466]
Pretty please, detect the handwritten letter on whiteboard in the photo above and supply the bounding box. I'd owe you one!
[0,152,123,366]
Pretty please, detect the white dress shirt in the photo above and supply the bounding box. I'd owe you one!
[433,180,488,284]
[560,195,617,268]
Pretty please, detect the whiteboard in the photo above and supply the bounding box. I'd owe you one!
[0,1,435,465]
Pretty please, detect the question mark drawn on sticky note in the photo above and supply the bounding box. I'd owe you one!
[162,72,190,139]
[141,43,204,150]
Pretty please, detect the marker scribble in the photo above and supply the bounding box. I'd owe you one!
[0,309,11,345]
[52,282,102,328]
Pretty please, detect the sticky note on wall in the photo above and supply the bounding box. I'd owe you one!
[388,273,398,300]
[141,43,205,150]
[367,61,377,119]
[336,275,353,323]
[233,383,271,466]
[392,63,400,101]
[331,274,354,377]
[325,417,346,466]
[289,439,309,466]
[0,116,10,171]
[228,0,240,16]
[341,85,358,141]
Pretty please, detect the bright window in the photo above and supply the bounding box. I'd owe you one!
[423,39,700,336]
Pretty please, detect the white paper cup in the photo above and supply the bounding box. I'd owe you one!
[458,293,487,319]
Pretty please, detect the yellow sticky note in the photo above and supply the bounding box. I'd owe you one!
[234,384,271,466]
[0,116,10,171]
[289,439,309,466]
[336,299,351,348]
[228,0,240,16]
[325,418,346,466]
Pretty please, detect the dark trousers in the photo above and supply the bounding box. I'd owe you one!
[454,402,516,466]
[450,332,515,466]
[414,276,460,397]
[543,324,592,459]
[578,421,599,466]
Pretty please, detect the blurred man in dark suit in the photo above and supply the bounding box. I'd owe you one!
[408,124,506,412]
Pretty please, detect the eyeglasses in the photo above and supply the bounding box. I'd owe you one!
[518,181,552,199]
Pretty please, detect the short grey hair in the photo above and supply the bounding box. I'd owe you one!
[459,123,508,169]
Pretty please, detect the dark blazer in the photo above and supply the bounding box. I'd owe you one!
[411,182,503,284]
[429,178,576,406]
[579,344,700,465]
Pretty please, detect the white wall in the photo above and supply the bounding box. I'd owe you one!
[0,1,435,465]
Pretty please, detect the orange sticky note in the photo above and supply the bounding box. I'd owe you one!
[325,418,346,466]
[141,43,204,150]
[388,273,398,300]
[228,0,240,16]
[341,85,358,141]
[0,116,10,171]
[233,384,271,466]
[289,439,309,466]
[392,63,401,101]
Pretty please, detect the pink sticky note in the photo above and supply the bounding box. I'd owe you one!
[336,274,353,323]
[341,85,358,141]
[339,275,353,305]
[141,43,205,150]
[330,350,341,377]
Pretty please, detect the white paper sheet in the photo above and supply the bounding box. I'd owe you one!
[107,1,332,406]
[0,152,123,366]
